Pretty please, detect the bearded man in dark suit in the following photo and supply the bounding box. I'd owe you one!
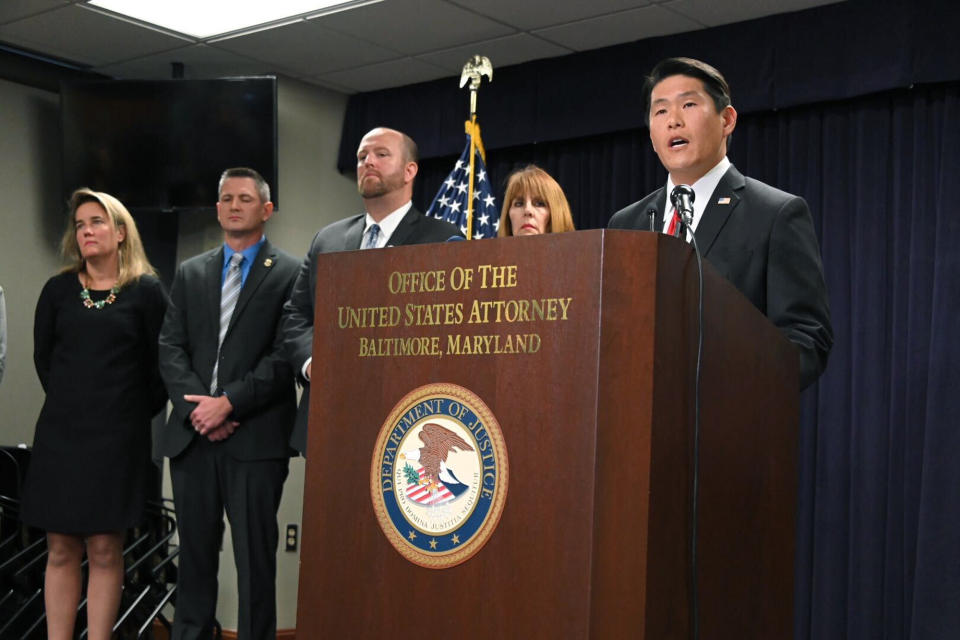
[609,57,833,389]
[159,167,299,639]
[281,127,460,455]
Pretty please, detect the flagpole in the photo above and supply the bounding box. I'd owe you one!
[466,118,477,240]
[459,56,492,241]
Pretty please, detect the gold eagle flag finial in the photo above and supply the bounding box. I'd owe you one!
[458,55,493,240]
[459,55,493,118]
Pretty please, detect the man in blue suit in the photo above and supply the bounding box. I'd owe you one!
[609,58,833,388]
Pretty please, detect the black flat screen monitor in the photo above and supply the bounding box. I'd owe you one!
[61,76,278,211]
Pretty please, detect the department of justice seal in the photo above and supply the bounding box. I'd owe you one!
[370,383,508,569]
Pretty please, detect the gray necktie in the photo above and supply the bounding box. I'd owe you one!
[361,223,381,250]
[211,252,243,394]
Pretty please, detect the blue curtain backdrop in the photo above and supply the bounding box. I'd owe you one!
[414,82,960,639]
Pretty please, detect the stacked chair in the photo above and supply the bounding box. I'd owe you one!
[0,446,46,638]
[0,447,182,639]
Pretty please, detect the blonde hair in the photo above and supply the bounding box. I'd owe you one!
[60,188,157,287]
[498,165,575,236]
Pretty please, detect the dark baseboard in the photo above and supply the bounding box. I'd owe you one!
[152,621,295,639]
[223,630,296,640]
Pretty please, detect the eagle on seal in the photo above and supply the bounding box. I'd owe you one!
[417,422,474,483]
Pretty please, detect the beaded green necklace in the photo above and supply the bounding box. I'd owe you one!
[80,282,120,309]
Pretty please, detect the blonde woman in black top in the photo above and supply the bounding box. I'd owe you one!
[21,188,167,640]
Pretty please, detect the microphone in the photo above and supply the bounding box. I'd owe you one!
[670,184,695,228]
[646,207,657,232]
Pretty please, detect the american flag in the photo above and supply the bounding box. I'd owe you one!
[426,125,499,239]
[406,467,455,506]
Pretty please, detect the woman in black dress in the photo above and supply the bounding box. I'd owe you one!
[21,188,167,640]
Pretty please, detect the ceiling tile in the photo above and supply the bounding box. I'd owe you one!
[316,57,451,92]
[447,0,655,31]
[94,44,278,80]
[212,19,399,76]
[297,75,356,93]
[0,0,848,93]
[0,1,68,26]
[311,0,515,55]
[667,0,844,27]
[417,33,572,73]
[533,4,703,52]
[0,4,191,66]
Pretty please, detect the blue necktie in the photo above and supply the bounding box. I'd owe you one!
[361,223,381,249]
[211,253,243,393]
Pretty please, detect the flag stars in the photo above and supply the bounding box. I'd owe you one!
[426,133,499,238]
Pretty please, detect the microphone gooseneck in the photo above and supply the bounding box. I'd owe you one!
[646,207,658,232]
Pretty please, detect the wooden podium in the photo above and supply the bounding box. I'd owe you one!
[296,230,798,639]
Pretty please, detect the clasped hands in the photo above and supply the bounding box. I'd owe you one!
[184,394,238,442]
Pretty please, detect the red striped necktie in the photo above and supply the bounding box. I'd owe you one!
[666,208,683,237]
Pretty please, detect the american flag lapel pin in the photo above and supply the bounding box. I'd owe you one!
[717,197,731,205]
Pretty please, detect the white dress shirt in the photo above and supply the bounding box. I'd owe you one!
[363,201,413,249]
[662,156,731,240]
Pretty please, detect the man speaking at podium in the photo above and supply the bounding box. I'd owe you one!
[609,57,833,389]
[281,127,460,455]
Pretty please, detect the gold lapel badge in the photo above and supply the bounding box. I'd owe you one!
[264,258,273,267]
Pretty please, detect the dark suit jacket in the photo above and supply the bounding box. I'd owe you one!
[158,240,300,460]
[609,165,833,389]
[282,206,461,454]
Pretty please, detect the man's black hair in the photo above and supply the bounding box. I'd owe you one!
[643,57,732,126]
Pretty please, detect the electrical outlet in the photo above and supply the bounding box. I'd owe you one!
[285,524,298,552]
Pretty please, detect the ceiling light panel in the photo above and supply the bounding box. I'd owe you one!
[87,0,375,38]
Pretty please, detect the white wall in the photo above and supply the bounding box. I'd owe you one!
[0,73,360,633]
[0,77,64,444]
